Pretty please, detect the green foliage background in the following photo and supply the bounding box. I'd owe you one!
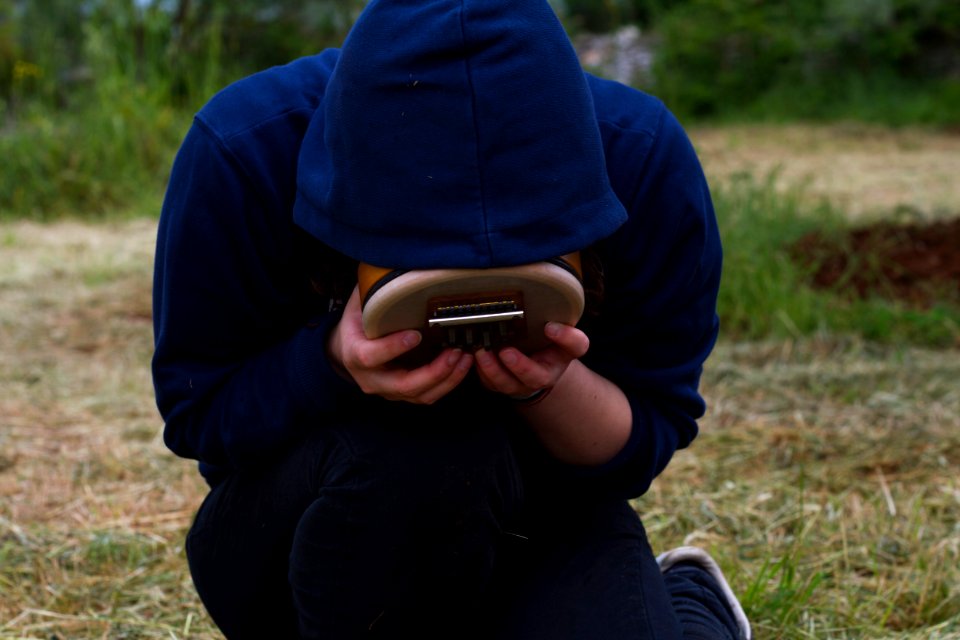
[3,0,959,219]
[1,0,368,219]
[651,0,960,123]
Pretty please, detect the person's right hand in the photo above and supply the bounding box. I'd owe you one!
[326,286,474,404]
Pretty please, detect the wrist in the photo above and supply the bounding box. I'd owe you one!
[510,386,552,406]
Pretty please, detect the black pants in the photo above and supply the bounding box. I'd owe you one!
[186,410,737,639]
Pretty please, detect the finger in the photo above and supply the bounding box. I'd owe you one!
[496,347,553,391]
[416,351,475,404]
[543,322,590,358]
[474,348,522,393]
[378,348,471,402]
[475,348,551,398]
[338,286,424,371]
[352,329,422,370]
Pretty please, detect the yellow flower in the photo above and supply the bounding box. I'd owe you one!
[13,60,44,82]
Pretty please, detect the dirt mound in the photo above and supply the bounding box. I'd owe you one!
[790,217,960,308]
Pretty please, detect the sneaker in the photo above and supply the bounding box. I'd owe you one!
[657,546,752,640]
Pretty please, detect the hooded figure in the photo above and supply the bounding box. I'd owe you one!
[294,0,626,269]
[152,0,749,638]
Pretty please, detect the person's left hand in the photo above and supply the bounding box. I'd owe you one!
[474,322,589,400]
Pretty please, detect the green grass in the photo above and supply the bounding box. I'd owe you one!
[0,90,188,221]
[0,524,206,638]
[741,75,960,129]
[714,171,960,348]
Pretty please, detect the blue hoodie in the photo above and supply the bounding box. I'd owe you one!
[294,0,626,269]
[152,0,721,497]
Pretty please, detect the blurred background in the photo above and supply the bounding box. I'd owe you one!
[1,1,959,638]
[2,0,959,220]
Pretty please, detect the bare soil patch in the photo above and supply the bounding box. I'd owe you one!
[790,216,960,308]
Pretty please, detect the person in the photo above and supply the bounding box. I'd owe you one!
[151,0,751,638]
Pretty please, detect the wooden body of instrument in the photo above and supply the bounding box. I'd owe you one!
[359,256,584,365]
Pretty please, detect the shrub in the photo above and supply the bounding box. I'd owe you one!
[651,0,960,123]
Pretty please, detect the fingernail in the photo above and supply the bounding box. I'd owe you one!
[403,332,421,348]
[447,349,463,366]
[500,349,518,366]
[545,322,560,338]
[457,353,473,371]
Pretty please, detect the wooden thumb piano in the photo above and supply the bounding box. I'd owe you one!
[358,253,585,365]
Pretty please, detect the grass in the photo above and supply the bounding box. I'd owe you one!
[0,90,186,221]
[689,123,960,222]
[712,171,960,347]
[1,127,959,638]
[643,336,960,638]
[0,219,216,639]
[740,75,960,130]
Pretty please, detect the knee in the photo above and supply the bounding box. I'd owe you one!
[290,424,522,601]
[295,423,520,569]
[328,425,521,528]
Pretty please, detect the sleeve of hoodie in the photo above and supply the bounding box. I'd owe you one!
[151,111,358,473]
[578,91,722,499]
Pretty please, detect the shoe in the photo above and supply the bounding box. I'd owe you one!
[657,546,752,640]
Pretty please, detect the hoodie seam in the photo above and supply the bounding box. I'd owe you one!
[209,106,317,144]
[594,117,660,138]
[458,0,495,265]
[635,106,665,207]
[192,116,275,216]
[617,103,666,209]
[605,103,712,297]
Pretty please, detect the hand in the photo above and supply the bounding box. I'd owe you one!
[474,322,589,400]
[326,287,474,404]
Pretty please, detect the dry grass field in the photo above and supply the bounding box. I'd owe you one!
[1,124,959,638]
[0,219,212,638]
[690,123,960,222]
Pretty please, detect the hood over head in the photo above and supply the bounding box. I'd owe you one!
[293,0,628,269]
